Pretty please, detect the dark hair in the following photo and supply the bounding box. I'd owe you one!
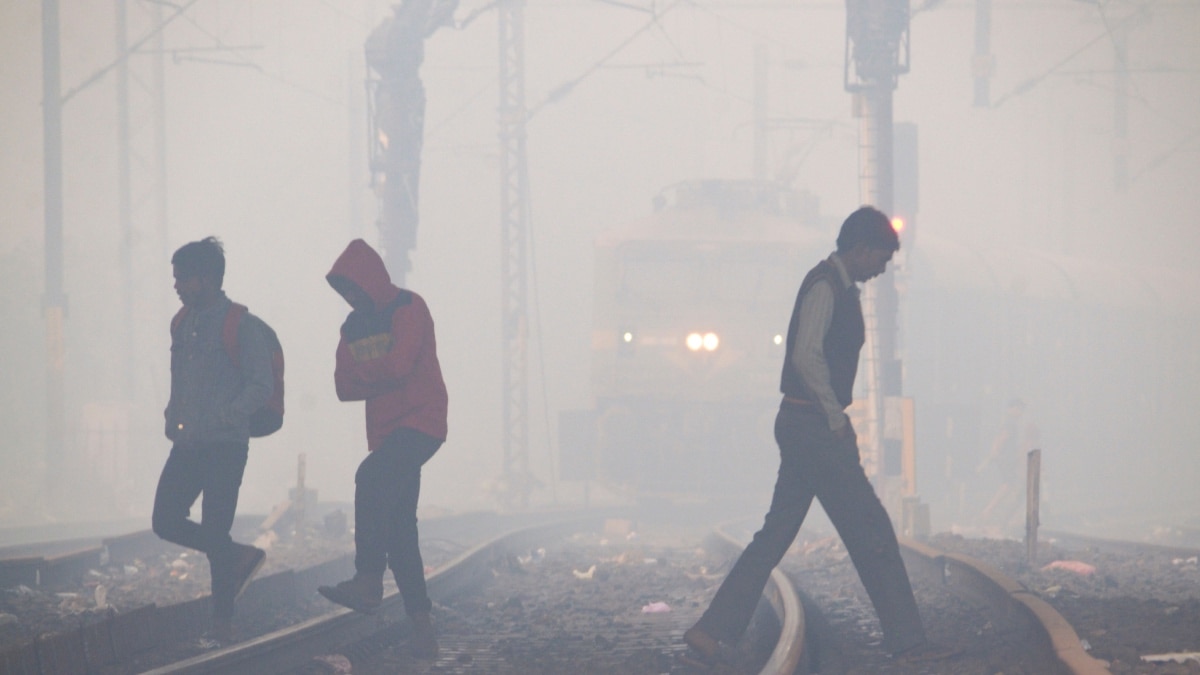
[172,236,226,284]
[836,206,900,253]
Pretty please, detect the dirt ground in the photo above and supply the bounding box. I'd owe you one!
[5,520,1199,674]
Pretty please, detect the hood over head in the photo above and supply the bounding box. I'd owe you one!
[327,239,400,311]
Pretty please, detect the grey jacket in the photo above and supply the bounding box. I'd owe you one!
[164,292,274,445]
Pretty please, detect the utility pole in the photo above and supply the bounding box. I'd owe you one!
[348,52,366,239]
[498,0,531,508]
[1112,22,1130,192]
[48,0,182,513]
[112,0,172,514]
[42,0,66,511]
[1092,3,1150,191]
[753,42,768,182]
[972,0,994,107]
[116,0,170,404]
[844,0,909,492]
[365,0,457,284]
[116,0,133,401]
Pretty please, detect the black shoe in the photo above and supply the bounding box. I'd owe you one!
[318,576,384,614]
[409,611,439,659]
[229,544,266,600]
[683,625,720,661]
[680,626,745,673]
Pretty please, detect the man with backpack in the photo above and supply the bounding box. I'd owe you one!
[318,239,448,659]
[152,236,273,644]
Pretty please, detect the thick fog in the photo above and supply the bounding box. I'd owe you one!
[1,1,1197,537]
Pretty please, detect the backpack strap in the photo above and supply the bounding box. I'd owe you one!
[172,303,249,367]
[223,303,249,367]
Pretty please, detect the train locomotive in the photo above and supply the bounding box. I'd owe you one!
[570,180,837,499]
[566,178,1200,526]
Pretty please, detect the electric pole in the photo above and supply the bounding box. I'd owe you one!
[844,0,910,494]
[973,0,994,107]
[753,42,768,182]
[43,0,66,512]
[366,0,458,284]
[498,0,531,509]
[116,0,170,405]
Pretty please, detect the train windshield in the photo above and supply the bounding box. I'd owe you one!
[617,246,801,307]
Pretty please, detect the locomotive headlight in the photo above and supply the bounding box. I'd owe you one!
[773,334,783,346]
[623,331,633,343]
[686,332,720,351]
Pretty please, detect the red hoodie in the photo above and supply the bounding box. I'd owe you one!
[327,240,448,451]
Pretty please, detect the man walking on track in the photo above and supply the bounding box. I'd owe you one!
[683,207,950,669]
[319,239,448,660]
[152,236,270,644]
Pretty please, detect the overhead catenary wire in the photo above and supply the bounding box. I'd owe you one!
[175,8,344,107]
[527,0,686,119]
[991,0,1161,108]
[61,0,205,104]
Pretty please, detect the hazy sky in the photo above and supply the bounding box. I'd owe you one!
[1,1,1197,531]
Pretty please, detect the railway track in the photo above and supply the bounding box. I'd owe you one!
[0,512,808,675]
[7,512,1194,674]
[722,518,1114,675]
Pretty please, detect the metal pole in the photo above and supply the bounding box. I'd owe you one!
[43,0,67,510]
[845,0,909,497]
[753,42,768,182]
[116,0,134,400]
[499,0,529,508]
[1025,448,1042,565]
[348,53,365,238]
[972,0,993,107]
[1113,25,1129,192]
[856,86,894,478]
[153,0,168,265]
[366,3,433,285]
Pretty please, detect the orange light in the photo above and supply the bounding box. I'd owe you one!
[891,217,906,234]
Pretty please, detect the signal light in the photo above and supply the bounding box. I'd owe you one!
[891,216,905,234]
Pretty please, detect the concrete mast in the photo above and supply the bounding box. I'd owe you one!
[844,0,910,490]
[365,0,457,284]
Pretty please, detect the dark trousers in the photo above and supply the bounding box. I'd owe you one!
[695,404,926,654]
[152,441,249,619]
[354,427,442,617]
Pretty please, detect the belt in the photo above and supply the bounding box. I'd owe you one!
[782,396,815,407]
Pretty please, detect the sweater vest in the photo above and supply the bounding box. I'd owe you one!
[779,259,865,408]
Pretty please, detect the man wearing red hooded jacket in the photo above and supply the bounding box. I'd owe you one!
[318,239,448,659]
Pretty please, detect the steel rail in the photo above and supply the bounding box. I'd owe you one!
[709,524,808,675]
[0,510,546,674]
[899,536,1111,675]
[138,516,601,674]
